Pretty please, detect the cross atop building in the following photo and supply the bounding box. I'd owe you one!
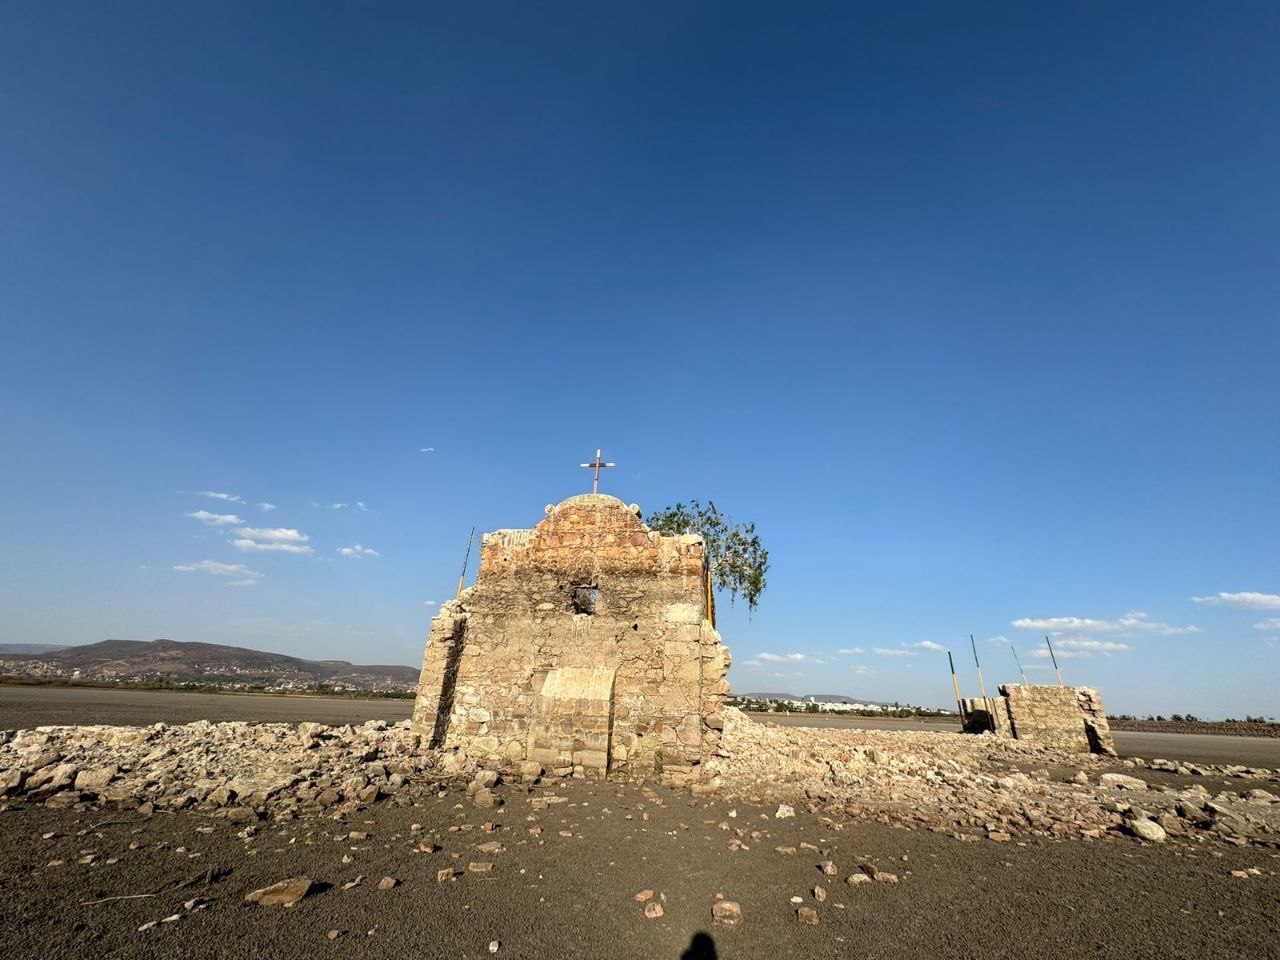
[579,448,615,494]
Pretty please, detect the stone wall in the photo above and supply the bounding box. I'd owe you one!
[967,684,1116,755]
[411,494,731,784]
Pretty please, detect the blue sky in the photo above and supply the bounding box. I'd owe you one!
[1,3,1277,717]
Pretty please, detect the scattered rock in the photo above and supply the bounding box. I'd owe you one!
[1127,818,1168,843]
[377,876,398,891]
[634,889,654,902]
[797,906,819,925]
[244,877,313,907]
[712,900,742,926]
[774,803,795,819]
[644,902,664,919]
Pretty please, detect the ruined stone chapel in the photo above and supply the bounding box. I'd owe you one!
[411,493,731,783]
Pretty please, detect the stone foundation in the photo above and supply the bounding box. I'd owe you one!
[963,684,1116,756]
[411,494,731,783]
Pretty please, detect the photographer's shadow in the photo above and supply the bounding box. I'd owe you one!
[681,932,717,960]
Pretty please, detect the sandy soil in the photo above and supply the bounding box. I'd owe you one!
[2,777,1276,960]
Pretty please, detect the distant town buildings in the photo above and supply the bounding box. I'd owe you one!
[727,694,951,717]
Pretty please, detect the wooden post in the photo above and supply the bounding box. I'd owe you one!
[1045,635,1065,686]
[456,526,475,600]
[948,649,966,726]
[970,634,994,732]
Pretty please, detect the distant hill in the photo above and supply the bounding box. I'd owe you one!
[0,643,69,655]
[0,638,419,692]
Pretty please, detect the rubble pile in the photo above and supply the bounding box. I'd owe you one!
[1,708,1277,848]
[0,719,438,819]
[709,708,1280,846]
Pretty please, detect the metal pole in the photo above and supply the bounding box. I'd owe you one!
[1011,644,1029,686]
[970,634,993,731]
[1045,635,1064,686]
[455,526,475,600]
[948,649,966,725]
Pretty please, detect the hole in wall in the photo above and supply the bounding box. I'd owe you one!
[571,585,599,616]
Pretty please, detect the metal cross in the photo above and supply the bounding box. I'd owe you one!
[579,448,615,494]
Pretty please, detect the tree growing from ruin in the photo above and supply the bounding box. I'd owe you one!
[644,500,768,615]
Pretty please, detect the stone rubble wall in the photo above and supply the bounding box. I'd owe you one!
[959,685,1116,756]
[961,697,1012,736]
[411,494,731,784]
[1000,684,1117,756]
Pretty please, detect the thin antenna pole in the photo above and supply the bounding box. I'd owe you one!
[456,526,475,600]
[1045,635,1064,686]
[1011,643,1029,686]
[970,634,994,732]
[948,649,966,725]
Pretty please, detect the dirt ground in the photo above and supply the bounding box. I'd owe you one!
[1,776,1276,960]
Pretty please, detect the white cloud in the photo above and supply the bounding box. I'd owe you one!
[256,502,276,512]
[986,635,1009,645]
[1193,591,1280,610]
[420,447,435,453]
[873,647,917,657]
[851,664,871,676]
[174,560,261,580]
[329,503,348,510]
[337,544,380,559]
[185,510,243,526]
[227,579,259,588]
[913,640,946,652]
[424,600,437,607]
[1253,618,1280,631]
[754,651,809,663]
[198,491,245,504]
[1030,638,1129,659]
[837,647,865,655]
[356,501,368,512]
[233,539,313,554]
[1012,611,1199,637]
[235,527,309,543]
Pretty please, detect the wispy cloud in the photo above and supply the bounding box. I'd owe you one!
[420,447,435,453]
[185,510,243,526]
[1012,611,1199,637]
[837,647,865,655]
[424,600,437,607]
[1253,617,1280,631]
[233,539,313,554]
[761,652,810,662]
[1030,638,1129,659]
[355,501,368,512]
[227,579,259,588]
[1193,591,1280,610]
[174,560,262,581]
[329,503,348,510]
[198,491,245,504]
[873,647,917,657]
[256,502,276,512]
[235,527,309,543]
[851,664,871,676]
[338,544,380,559]
[913,640,946,652]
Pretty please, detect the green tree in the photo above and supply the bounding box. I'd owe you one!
[645,499,769,615]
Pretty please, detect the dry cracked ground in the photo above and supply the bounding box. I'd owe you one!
[1,708,1277,960]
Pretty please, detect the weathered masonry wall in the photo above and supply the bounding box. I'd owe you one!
[963,685,1116,756]
[411,494,731,784]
